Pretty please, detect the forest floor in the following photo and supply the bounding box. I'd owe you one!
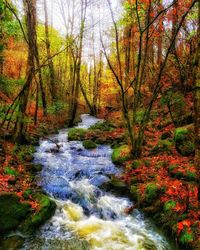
[0,93,199,249]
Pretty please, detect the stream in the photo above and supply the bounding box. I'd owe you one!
[22,114,176,250]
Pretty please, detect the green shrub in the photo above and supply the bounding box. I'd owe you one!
[68,128,87,141]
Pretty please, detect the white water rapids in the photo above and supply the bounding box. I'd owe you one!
[22,114,176,250]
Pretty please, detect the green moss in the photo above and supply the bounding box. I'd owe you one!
[186,171,197,181]
[12,145,35,162]
[163,200,176,212]
[144,159,151,167]
[89,121,115,131]
[131,160,142,169]
[111,145,132,164]
[180,232,193,244]
[174,128,188,142]
[68,128,87,141]
[110,176,127,188]
[174,125,195,156]
[169,164,177,172]
[130,185,139,200]
[23,189,32,199]
[145,184,159,202]
[4,167,18,176]
[0,193,30,233]
[150,139,173,155]
[83,140,97,149]
[177,141,195,156]
[20,193,56,235]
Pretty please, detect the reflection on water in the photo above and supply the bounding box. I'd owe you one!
[22,114,174,250]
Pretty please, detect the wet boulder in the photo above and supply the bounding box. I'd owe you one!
[0,192,31,234]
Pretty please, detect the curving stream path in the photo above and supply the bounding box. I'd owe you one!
[22,114,176,250]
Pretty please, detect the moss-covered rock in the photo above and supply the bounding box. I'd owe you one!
[145,183,160,203]
[89,121,115,131]
[95,137,109,144]
[150,139,174,155]
[111,145,132,164]
[174,125,195,156]
[20,193,56,235]
[83,140,97,149]
[0,192,31,234]
[110,175,127,188]
[163,200,176,213]
[131,160,142,169]
[68,128,87,141]
[168,165,197,182]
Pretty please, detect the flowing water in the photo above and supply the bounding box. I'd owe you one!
[22,114,176,250]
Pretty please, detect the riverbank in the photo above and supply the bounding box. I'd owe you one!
[0,109,84,248]
[20,114,174,250]
[67,113,199,250]
[0,111,199,249]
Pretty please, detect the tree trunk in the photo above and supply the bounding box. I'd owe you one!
[14,0,37,142]
[68,0,87,126]
[44,0,57,102]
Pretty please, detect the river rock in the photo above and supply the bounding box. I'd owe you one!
[0,236,24,250]
[23,237,90,250]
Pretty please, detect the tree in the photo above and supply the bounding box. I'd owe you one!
[13,0,38,142]
[193,0,200,198]
[43,0,57,102]
[68,0,88,126]
[102,0,198,157]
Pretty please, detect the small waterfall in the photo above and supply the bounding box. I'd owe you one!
[22,114,176,250]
